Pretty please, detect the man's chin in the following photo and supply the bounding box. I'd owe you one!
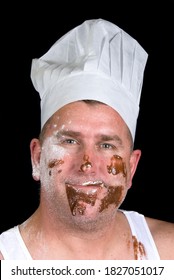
[71,201,116,229]
[71,201,100,217]
[70,200,115,223]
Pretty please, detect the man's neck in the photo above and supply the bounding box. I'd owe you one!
[19,208,133,259]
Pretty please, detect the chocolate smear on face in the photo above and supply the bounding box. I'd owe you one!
[107,155,126,177]
[66,186,97,216]
[66,184,124,216]
[48,159,64,176]
[80,155,92,172]
[66,156,126,216]
[48,159,64,168]
[99,185,123,212]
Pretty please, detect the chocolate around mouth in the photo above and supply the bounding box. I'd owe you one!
[66,184,98,216]
[66,181,124,216]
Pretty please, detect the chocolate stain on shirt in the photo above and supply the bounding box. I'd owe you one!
[132,235,146,259]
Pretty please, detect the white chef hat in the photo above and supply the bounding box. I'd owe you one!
[30,18,148,141]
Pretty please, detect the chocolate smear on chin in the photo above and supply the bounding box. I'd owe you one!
[66,184,124,216]
[66,186,98,216]
[99,185,124,212]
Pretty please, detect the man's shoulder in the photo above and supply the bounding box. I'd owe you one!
[145,216,174,259]
[146,216,174,234]
[0,226,18,237]
[0,226,20,260]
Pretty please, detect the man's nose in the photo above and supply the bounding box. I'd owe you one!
[80,154,92,172]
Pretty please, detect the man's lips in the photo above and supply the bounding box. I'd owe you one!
[66,180,105,188]
[65,181,106,195]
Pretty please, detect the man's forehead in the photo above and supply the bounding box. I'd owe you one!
[54,100,114,115]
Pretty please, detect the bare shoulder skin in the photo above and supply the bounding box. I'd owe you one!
[146,217,174,259]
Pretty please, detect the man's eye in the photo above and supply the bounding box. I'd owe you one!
[100,143,114,149]
[62,138,77,145]
[64,139,77,144]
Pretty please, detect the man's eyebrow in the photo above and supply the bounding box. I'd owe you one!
[56,130,82,138]
[99,134,123,145]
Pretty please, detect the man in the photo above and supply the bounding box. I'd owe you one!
[0,18,173,260]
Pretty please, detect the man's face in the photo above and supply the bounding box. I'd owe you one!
[31,101,140,230]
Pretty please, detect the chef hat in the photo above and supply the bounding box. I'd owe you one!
[31,18,148,141]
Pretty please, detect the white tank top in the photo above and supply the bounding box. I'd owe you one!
[0,210,160,260]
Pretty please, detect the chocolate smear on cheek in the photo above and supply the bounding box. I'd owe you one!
[48,159,64,176]
[107,155,127,177]
[66,187,97,216]
[99,185,123,212]
[97,155,126,212]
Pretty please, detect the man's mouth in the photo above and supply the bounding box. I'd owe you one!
[65,181,106,194]
[66,180,106,187]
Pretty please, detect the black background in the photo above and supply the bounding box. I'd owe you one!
[1,0,174,233]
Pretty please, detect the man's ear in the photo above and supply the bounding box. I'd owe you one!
[128,149,141,188]
[30,138,41,181]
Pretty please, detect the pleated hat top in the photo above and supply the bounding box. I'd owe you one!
[31,18,148,140]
